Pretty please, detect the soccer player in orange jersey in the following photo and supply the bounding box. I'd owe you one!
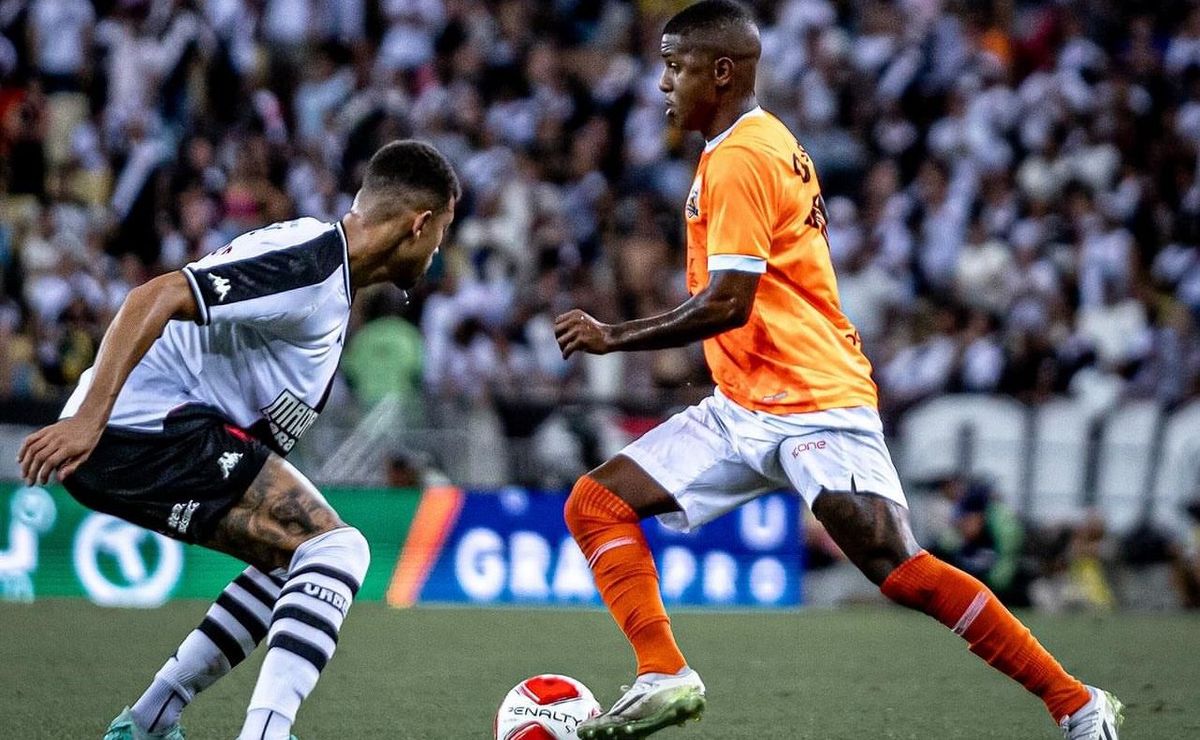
[553,2,1122,738]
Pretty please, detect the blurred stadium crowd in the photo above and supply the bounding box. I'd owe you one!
[3,0,1199,418]
[1,0,1199,608]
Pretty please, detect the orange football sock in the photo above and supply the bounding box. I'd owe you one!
[882,551,1090,721]
[564,475,686,677]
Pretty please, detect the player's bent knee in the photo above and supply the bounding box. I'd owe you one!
[292,525,371,585]
[564,478,591,538]
[564,475,638,540]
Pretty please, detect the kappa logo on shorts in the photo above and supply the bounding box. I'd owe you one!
[261,389,320,453]
[791,440,827,457]
[167,500,200,534]
[208,273,231,302]
[217,451,243,479]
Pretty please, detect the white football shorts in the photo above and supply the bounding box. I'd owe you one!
[620,389,907,532]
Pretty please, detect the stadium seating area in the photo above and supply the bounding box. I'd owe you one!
[1,0,1197,400]
[1,0,1199,492]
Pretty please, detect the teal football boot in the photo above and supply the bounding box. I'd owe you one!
[102,708,185,740]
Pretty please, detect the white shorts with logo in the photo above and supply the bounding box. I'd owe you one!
[620,389,906,532]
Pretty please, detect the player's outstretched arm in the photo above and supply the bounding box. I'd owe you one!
[17,271,200,484]
[555,269,760,358]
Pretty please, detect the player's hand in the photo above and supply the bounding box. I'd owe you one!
[554,309,615,359]
[17,416,105,485]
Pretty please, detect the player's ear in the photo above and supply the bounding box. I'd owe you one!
[714,56,734,88]
[411,209,433,239]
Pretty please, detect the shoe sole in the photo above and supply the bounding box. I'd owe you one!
[577,689,706,739]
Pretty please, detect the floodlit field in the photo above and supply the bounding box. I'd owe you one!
[2,602,1197,739]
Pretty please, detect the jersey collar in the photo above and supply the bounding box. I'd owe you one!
[703,106,765,154]
[335,219,351,299]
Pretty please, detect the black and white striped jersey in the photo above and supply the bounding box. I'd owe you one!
[61,217,352,455]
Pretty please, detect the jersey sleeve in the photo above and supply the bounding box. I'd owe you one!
[182,228,345,328]
[704,144,777,273]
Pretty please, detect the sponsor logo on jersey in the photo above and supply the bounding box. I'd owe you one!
[685,175,702,220]
[261,389,320,453]
[217,451,243,479]
[167,500,200,534]
[208,273,231,302]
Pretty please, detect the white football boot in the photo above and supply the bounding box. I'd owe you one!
[1059,686,1124,740]
[576,667,706,739]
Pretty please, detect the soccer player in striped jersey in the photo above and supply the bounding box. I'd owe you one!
[17,140,459,740]
[554,2,1122,738]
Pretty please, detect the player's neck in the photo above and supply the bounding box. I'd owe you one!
[341,212,402,289]
[702,95,759,142]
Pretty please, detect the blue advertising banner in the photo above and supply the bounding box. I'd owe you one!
[389,488,801,609]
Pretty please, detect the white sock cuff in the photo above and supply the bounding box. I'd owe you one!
[238,706,296,740]
[151,667,196,703]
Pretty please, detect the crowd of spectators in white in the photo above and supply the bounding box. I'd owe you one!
[1,0,1198,483]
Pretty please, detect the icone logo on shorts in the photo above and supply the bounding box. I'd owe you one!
[791,440,826,457]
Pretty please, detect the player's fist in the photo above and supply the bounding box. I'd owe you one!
[554,309,615,359]
[17,416,104,485]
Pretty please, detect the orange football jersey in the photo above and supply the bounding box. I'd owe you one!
[684,108,878,414]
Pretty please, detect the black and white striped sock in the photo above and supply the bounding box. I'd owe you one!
[237,527,370,740]
[131,567,283,733]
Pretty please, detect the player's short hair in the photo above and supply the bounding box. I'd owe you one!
[360,140,460,220]
[663,0,759,54]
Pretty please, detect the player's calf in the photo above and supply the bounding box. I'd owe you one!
[188,454,369,739]
[813,489,1094,726]
[880,550,1091,722]
[127,566,284,736]
[237,525,370,740]
[565,471,687,677]
[809,489,919,584]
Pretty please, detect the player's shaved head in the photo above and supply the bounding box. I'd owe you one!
[662,0,761,64]
[358,139,460,224]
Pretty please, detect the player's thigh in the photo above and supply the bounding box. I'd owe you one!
[203,454,344,573]
[63,410,277,545]
[778,426,918,583]
[611,398,775,530]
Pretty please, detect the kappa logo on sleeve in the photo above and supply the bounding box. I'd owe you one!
[208,273,231,302]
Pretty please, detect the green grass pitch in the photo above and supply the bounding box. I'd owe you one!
[2,601,1197,739]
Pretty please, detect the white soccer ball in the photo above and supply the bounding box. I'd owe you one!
[494,674,603,739]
